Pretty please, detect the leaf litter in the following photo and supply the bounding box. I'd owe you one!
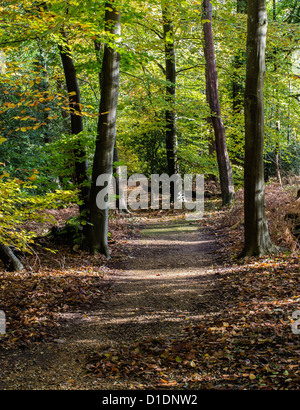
[85,183,300,390]
[0,182,299,389]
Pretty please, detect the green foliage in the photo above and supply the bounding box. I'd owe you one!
[40,130,95,191]
[0,48,69,184]
[0,0,298,224]
[0,169,78,251]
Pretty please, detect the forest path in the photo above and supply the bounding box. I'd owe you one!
[1,215,223,389]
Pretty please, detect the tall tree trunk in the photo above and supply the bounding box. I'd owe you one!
[58,30,89,215]
[272,0,276,21]
[113,143,129,213]
[272,0,282,188]
[232,50,245,114]
[240,0,273,257]
[162,2,179,185]
[86,2,121,257]
[232,0,248,113]
[274,125,282,187]
[94,38,128,213]
[35,44,51,143]
[202,0,235,205]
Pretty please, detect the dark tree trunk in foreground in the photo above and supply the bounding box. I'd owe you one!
[86,2,121,257]
[94,36,128,214]
[240,0,273,257]
[162,3,179,181]
[0,244,23,272]
[59,31,89,214]
[202,0,235,205]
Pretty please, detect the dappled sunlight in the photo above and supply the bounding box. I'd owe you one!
[127,237,216,245]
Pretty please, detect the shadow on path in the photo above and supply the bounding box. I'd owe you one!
[61,218,224,347]
[0,217,224,389]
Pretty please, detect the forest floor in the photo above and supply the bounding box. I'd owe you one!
[0,182,299,390]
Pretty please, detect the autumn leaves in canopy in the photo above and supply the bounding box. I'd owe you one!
[0,0,299,261]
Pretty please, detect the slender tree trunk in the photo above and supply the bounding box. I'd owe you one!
[272,1,282,188]
[162,2,179,184]
[35,44,51,143]
[273,0,276,21]
[58,30,89,215]
[274,129,282,187]
[86,2,121,257]
[232,0,248,114]
[232,50,245,114]
[113,143,129,213]
[202,0,235,205]
[240,0,273,256]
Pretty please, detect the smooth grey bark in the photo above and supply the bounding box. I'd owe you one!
[202,0,235,205]
[86,2,121,257]
[0,244,23,272]
[58,30,89,215]
[240,0,273,256]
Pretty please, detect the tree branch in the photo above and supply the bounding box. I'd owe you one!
[176,64,203,74]
[135,21,164,39]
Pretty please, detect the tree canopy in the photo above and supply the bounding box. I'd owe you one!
[0,0,298,261]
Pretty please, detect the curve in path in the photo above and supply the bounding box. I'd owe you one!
[1,217,222,389]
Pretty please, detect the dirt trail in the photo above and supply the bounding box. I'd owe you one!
[0,217,223,389]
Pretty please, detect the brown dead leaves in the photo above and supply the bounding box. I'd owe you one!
[0,211,135,350]
[86,252,300,389]
[86,183,300,389]
[0,268,111,349]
